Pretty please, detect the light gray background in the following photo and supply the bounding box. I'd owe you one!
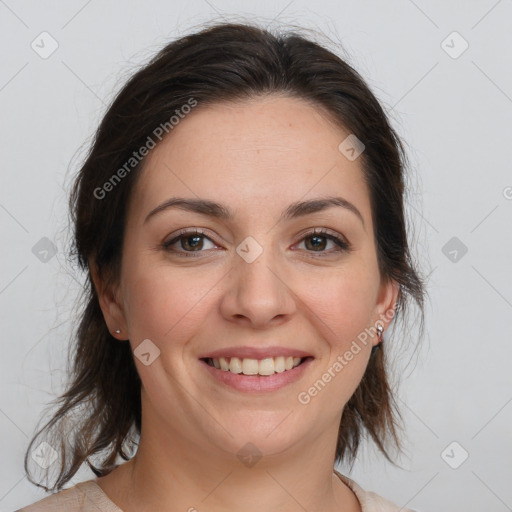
[1,1,511,511]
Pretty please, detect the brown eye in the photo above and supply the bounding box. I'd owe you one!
[304,234,328,251]
[297,229,351,255]
[179,234,205,251]
[162,229,217,256]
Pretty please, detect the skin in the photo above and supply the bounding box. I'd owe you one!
[92,94,399,512]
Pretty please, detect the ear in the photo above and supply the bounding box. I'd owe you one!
[372,277,400,346]
[90,261,128,339]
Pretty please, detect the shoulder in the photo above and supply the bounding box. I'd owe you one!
[15,480,122,512]
[335,470,415,512]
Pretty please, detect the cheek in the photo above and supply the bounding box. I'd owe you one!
[121,257,218,346]
[301,265,378,345]
[298,275,375,410]
[294,266,377,405]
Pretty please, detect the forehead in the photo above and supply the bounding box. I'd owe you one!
[129,95,371,226]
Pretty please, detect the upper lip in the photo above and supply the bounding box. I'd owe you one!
[199,346,313,360]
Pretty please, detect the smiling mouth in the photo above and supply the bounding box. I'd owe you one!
[201,356,312,376]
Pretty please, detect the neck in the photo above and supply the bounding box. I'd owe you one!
[121,447,358,512]
[96,410,361,512]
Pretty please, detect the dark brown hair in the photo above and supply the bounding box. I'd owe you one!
[24,21,426,491]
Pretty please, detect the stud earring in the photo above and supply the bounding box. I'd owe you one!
[372,324,384,354]
[376,324,384,343]
[114,329,121,334]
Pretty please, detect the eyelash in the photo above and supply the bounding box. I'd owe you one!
[161,228,352,258]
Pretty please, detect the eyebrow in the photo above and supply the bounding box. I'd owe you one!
[144,195,365,228]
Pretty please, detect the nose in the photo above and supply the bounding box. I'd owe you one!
[219,244,297,329]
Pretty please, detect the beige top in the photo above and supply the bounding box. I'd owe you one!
[16,470,413,511]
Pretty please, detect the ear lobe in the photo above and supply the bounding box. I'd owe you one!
[90,262,127,337]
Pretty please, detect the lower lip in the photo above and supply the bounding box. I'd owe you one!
[199,358,314,392]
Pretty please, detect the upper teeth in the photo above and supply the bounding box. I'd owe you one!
[209,356,302,376]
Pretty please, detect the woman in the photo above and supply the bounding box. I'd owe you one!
[18,21,425,512]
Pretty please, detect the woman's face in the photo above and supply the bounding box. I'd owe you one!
[99,94,398,462]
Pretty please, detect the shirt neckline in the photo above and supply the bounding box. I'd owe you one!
[83,470,365,512]
[333,469,366,510]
